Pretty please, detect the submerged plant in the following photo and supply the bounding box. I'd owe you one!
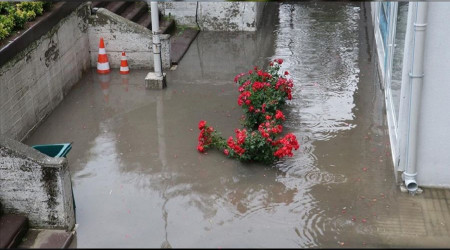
[197,58,299,164]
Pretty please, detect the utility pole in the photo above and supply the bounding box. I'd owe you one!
[145,0,167,89]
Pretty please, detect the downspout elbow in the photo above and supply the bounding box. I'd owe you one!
[403,172,418,192]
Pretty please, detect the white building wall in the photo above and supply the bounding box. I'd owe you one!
[371,2,450,188]
[415,2,450,188]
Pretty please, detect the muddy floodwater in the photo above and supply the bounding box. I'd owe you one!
[25,2,450,248]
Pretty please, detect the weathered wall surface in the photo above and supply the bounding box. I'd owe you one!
[160,2,266,31]
[0,4,90,141]
[171,3,277,84]
[88,8,171,69]
[159,1,197,27]
[0,135,75,230]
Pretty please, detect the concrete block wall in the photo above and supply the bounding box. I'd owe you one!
[0,4,90,142]
[0,135,75,230]
[158,2,198,28]
[88,8,171,69]
[160,2,265,31]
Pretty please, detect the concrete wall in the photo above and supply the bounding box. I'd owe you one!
[169,3,277,82]
[0,4,90,141]
[88,8,171,69]
[0,135,75,230]
[414,2,450,188]
[160,2,265,31]
[159,1,197,27]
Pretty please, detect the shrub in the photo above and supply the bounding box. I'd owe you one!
[197,59,300,164]
[0,1,47,41]
[16,2,44,15]
[235,58,293,129]
[0,15,14,40]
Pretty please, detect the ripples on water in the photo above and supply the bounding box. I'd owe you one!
[41,3,364,247]
[271,3,360,246]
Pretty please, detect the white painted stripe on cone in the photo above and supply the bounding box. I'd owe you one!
[121,56,127,60]
[120,66,129,71]
[98,48,106,54]
[97,62,110,70]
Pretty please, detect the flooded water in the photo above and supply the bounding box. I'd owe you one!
[25,2,450,248]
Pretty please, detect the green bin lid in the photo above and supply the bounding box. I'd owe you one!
[31,143,72,158]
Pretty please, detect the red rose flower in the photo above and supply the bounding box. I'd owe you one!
[198,120,206,130]
[275,110,285,120]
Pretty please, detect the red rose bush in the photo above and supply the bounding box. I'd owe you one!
[197,59,299,164]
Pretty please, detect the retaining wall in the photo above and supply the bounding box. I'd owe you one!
[160,2,266,31]
[0,3,90,142]
[88,8,171,69]
[0,135,75,230]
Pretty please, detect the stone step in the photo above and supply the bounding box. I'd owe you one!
[160,19,176,34]
[136,12,152,29]
[93,1,198,65]
[105,1,133,15]
[91,1,107,9]
[170,28,200,64]
[120,1,148,23]
[18,229,75,249]
[0,214,29,248]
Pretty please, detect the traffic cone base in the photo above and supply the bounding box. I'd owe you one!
[97,62,111,74]
[120,66,129,75]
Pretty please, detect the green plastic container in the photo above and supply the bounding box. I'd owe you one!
[32,143,72,158]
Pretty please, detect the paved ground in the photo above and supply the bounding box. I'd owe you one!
[25,2,450,248]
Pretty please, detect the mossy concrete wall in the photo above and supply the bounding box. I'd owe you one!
[88,8,171,69]
[0,135,75,230]
[0,4,90,141]
[160,2,266,31]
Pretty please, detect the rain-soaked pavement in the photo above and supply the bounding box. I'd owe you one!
[25,2,450,248]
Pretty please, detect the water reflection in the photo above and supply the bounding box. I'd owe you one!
[121,74,129,92]
[98,73,111,103]
[272,2,360,246]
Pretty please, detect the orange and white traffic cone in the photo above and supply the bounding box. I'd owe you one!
[119,51,129,75]
[97,37,110,74]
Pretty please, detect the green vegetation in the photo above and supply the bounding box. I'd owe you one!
[0,1,51,40]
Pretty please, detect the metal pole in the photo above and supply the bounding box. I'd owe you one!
[151,1,162,77]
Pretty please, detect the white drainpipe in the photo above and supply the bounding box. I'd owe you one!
[404,2,428,193]
[150,1,162,76]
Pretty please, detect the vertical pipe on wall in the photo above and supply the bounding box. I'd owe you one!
[404,2,428,193]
